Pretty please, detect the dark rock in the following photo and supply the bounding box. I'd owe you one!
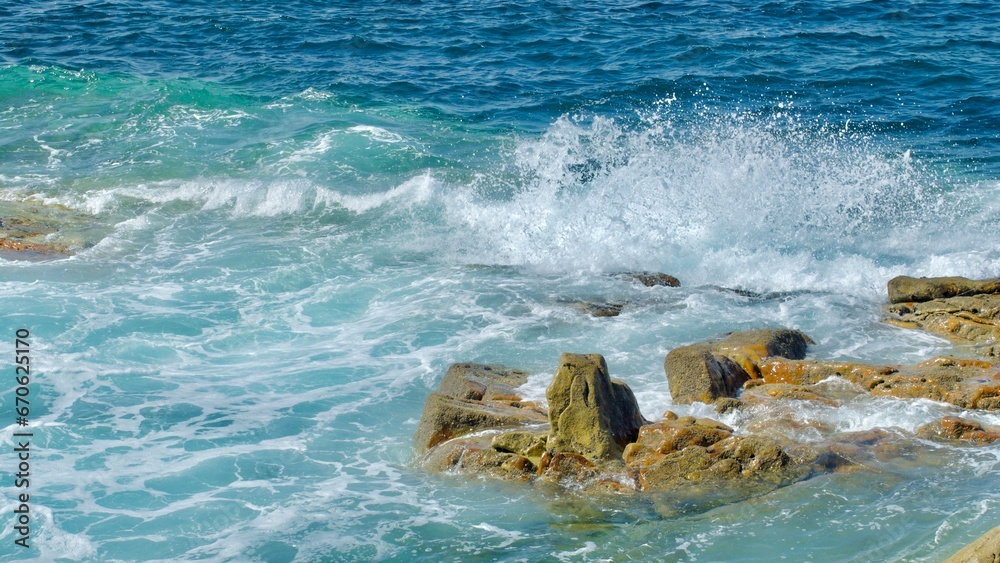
[574,301,625,317]
[622,272,681,288]
[887,275,1000,304]
[546,353,647,460]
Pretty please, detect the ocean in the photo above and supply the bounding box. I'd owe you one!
[1,1,999,560]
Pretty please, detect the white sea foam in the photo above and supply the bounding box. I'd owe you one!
[429,113,1000,298]
[346,125,405,144]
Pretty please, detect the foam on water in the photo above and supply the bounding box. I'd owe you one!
[433,111,1000,297]
[2,31,1000,558]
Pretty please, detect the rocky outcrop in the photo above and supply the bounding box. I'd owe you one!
[946,523,1000,563]
[546,353,646,460]
[884,275,1000,357]
[757,356,1000,411]
[664,329,814,404]
[418,353,839,504]
[415,363,547,451]
[887,275,1000,304]
[621,414,823,500]
[885,295,1000,357]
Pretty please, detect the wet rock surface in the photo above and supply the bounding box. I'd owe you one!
[916,416,1000,445]
[758,356,1000,410]
[415,363,547,451]
[546,353,646,460]
[885,295,1000,357]
[885,275,1000,357]
[888,275,1000,304]
[664,328,813,404]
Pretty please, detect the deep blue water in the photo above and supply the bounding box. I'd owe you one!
[1,1,999,561]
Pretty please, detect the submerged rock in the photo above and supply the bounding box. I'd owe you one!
[0,200,99,258]
[574,301,625,317]
[887,275,1000,304]
[619,271,681,288]
[663,328,814,404]
[546,353,647,460]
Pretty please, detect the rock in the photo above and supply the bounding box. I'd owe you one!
[664,343,750,404]
[0,200,100,258]
[887,275,1000,304]
[546,353,647,460]
[715,329,813,363]
[758,356,1000,411]
[415,393,548,451]
[740,383,839,405]
[491,430,548,459]
[537,452,599,484]
[884,294,1000,357]
[664,328,814,404]
[620,272,681,287]
[415,362,546,451]
[574,301,625,317]
[946,523,1000,563]
[422,436,536,481]
[623,416,733,462]
[916,416,1000,445]
[437,363,529,401]
[623,416,813,493]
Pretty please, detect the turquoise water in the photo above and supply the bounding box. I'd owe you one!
[1,1,1000,560]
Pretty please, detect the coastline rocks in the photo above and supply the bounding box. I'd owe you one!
[887,275,1000,304]
[664,329,813,404]
[415,363,547,451]
[885,295,1000,357]
[622,416,815,496]
[417,353,840,504]
[663,343,749,404]
[946,524,1000,563]
[758,356,1000,411]
[546,353,647,460]
[885,275,1000,357]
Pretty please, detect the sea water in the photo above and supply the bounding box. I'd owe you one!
[1,1,999,560]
